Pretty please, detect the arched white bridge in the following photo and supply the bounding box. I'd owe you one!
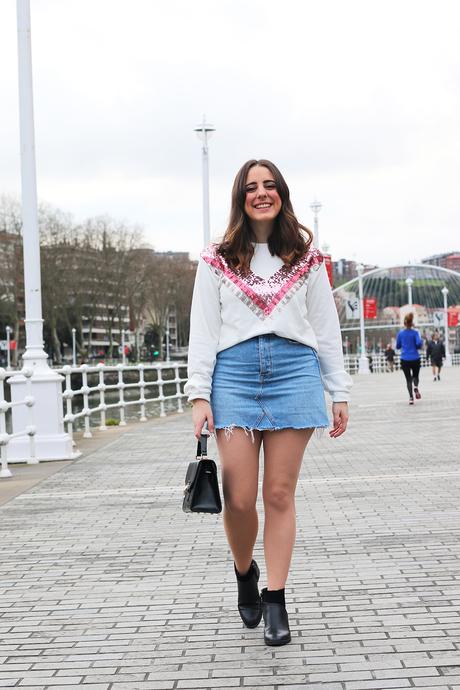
[331,263,460,361]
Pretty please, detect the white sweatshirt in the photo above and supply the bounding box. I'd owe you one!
[184,241,352,403]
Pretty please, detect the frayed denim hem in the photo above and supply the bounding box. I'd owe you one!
[214,424,329,444]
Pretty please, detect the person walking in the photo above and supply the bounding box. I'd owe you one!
[384,343,395,372]
[184,159,352,646]
[426,331,445,381]
[396,312,423,404]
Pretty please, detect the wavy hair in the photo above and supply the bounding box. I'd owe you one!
[216,159,313,273]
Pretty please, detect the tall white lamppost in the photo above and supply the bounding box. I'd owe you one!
[71,327,76,366]
[6,326,12,370]
[8,0,73,462]
[405,277,413,306]
[194,116,215,248]
[357,264,370,374]
[310,199,322,248]
[441,286,452,366]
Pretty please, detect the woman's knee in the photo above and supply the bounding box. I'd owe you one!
[223,489,256,514]
[262,484,294,512]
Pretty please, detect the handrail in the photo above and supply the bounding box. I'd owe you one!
[55,361,188,445]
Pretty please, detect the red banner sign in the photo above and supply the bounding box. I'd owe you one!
[363,298,377,319]
[448,308,459,327]
[323,254,333,287]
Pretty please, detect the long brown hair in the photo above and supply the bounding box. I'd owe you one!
[217,159,313,273]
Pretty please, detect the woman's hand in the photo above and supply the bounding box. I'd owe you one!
[329,402,349,438]
[191,399,215,440]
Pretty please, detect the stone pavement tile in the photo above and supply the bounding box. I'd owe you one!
[176,681,238,689]
[18,678,83,686]
[109,684,174,690]
[413,679,460,687]
[274,686,343,690]
[308,670,373,682]
[373,666,441,678]
[44,686,109,690]
[211,667,274,678]
[344,680,412,689]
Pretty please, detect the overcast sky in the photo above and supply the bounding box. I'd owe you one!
[1,0,459,264]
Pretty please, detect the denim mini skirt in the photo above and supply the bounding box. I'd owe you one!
[210,334,329,437]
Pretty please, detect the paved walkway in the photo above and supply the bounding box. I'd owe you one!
[1,367,460,690]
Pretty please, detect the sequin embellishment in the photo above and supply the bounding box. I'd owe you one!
[201,244,323,319]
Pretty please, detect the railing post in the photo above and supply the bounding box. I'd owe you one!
[157,366,166,417]
[138,365,147,422]
[0,369,12,478]
[23,367,37,464]
[117,364,127,426]
[97,363,107,430]
[61,365,74,443]
[81,365,92,439]
[175,364,184,413]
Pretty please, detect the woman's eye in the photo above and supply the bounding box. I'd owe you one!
[264,182,276,189]
[246,186,257,193]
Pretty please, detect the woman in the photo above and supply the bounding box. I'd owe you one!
[184,159,352,646]
[426,331,445,381]
[384,343,396,372]
[396,312,423,404]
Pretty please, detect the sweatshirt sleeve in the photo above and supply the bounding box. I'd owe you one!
[183,255,222,403]
[306,260,353,402]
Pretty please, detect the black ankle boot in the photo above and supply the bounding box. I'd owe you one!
[234,559,262,628]
[261,587,291,645]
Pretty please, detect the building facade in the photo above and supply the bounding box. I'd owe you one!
[422,252,460,272]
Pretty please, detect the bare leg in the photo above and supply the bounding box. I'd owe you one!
[215,428,263,575]
[262,428,314,590]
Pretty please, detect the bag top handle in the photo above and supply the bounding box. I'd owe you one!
[196,432,208,459]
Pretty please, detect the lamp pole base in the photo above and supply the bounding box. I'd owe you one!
[358,355,370,375]
[7,369,75,462]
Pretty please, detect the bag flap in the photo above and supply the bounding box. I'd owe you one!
[185,458,216,492]
[185,461,200,487]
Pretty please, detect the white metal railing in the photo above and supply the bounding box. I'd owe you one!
[3,352,459,473]
[55,362,188,445]
[0,368,36,478]
[343,352,460,374]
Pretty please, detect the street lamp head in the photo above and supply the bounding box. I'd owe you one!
[441,286,449,296]
[356,263,364,275]
[194,114,215,142]
[405,277,414,287]
[310,199,322,215]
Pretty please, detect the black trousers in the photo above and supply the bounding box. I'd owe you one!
[400,359,421,398]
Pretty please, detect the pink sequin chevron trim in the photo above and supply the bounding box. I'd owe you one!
[201,243,323,318]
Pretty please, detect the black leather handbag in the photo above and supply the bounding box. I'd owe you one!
[182,433,222,514]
